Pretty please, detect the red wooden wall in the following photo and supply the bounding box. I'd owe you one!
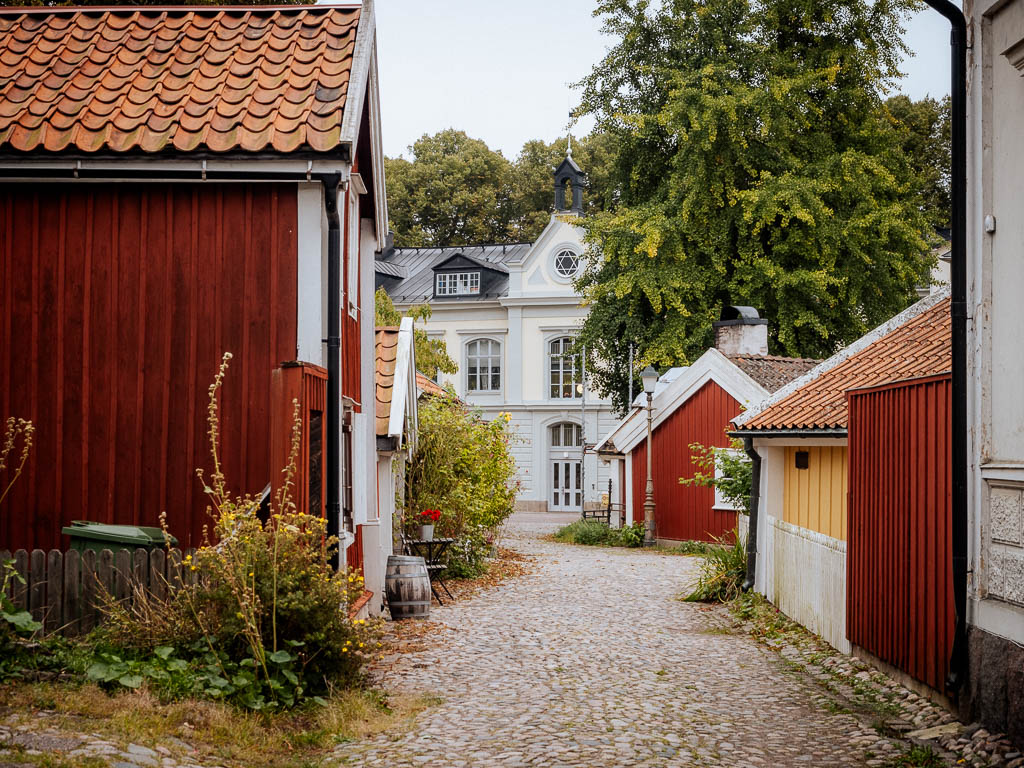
[630,380,740,542]
[0,183,298,550]
[341,181,362,407]
[847,373,953,693]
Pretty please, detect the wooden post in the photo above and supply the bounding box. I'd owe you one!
[45,549,62,635]
[81,549,97,633]
[63,550,80,637]
[29,549,45,624]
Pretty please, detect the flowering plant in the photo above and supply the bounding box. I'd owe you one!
[419,508,442,523]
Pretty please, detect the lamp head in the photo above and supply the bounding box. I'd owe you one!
[641,365,658,395]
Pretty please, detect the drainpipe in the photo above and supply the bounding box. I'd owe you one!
[742,437,761,592]
[920,0,968,694]
[322,173,343,571]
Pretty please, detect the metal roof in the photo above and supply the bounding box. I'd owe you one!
[376,242,531,304]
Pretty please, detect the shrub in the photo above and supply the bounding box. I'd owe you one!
[552,520,645,547]
[405,395,520,576]
[683,528,746,603]
[680,437,752,511]
[101,354,379,710]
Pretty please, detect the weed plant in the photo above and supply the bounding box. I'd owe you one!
[683,527,746,602]
[99,353,380,710]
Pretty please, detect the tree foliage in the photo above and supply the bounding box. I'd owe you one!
[385,130,615,248]
[374,287,457,381]
[574,0,936,413]
[883,95,951,230]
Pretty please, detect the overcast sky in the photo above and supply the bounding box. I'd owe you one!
[373,1,956,160]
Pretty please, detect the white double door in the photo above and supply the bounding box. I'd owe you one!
[551,458,581,512]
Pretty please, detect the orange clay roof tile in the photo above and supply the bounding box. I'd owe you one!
[375,328,399,438]
[738,298,951,432]
[0,5,360,156]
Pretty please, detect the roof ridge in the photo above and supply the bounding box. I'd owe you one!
[727,353,822,363]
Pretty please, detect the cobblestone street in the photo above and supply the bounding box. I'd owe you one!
[335,514,931,767]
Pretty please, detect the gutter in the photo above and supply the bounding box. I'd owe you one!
[322,174,343,571]
[920,0,969,695]
[727,428,848,439]
[742,438,762,592]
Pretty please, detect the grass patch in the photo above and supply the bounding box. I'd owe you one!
[682,528,745,603]
[663,540,714,555]
[0,681,433,768]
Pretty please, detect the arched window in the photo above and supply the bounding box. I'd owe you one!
[466,338,502,392]
[553,249,580,279]
[549,336,580,399]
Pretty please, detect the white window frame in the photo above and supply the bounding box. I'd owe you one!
[552,248,581,280]
[435,271,480,296]
[712,447,747,512]
[346,184,362,318]
[465,337,502,393]
[548,336,581,400]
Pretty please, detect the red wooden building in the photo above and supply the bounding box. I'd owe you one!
[847,373,954,695]
[0,4,388,575]
[595,313,816,543]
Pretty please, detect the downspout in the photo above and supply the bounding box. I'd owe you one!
[742,437,761,592]
[920,0,968,694]
[322,173,343,571]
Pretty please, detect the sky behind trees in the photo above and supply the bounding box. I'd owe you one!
[374,0,957,159]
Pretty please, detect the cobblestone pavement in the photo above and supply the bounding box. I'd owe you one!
[334,515,936,768]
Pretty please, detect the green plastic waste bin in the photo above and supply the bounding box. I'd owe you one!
[61,520,177,554]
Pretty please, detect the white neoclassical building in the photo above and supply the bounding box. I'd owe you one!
[375,156,617,512]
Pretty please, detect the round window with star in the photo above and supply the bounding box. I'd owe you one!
[553,249,581,280]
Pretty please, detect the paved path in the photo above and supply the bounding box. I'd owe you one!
[335,514,905,767]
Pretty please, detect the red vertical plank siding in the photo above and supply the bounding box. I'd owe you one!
[847,374,953,693]
[629,381,741,542]
[0,183,299,551]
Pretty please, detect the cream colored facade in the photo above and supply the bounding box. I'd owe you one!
[381,214,618,512]
[966,0,1024,739]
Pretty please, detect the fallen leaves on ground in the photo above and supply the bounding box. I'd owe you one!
[442,547,535,601]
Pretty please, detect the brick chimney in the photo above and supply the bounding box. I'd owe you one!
[713,306,769,356]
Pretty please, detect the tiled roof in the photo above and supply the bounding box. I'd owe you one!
[416,372,444,398]
[737,297,951,432]
[0,5,359,155]
[375,327,398,438]
[727,355,821,394]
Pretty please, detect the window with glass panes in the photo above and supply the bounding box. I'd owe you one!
[549,422,583,448]
[549,336,580,398]
[435,271,480,296]
[466,338,501,392]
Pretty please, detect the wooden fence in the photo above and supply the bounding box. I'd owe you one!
[1,548,198,637]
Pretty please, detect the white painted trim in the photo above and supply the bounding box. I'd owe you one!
[624,456,634,525]
[0,157,350,176]
[456,328,509,336]
[500,297,587,308]
[340,0,374,152]
[734,290,950,427]
[388,317,414,439]
[613,349,769,454]
[296,183,325,365]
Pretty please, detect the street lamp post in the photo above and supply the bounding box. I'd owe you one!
[641,366,659,547]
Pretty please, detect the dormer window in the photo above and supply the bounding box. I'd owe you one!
[436,271,480,296]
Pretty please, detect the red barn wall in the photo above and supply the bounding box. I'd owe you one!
[847,373,953,694]
[0,183,298,551]
[630,380,741,542]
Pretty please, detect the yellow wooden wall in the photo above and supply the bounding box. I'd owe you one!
[783,446,848,540]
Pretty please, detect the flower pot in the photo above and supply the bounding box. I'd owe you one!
[419,524,434,541]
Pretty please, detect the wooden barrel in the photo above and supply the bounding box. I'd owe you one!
[385,555,431,620]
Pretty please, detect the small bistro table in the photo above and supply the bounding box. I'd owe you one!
[403,537,455,605]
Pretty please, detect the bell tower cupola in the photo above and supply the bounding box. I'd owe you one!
[554,147,586,215]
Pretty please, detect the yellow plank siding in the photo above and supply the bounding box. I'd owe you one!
[782,446,848,540]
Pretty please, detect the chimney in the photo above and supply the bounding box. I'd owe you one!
[713,306,769,356]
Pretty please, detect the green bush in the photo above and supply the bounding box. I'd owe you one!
[552,520,645,548]
[405,395,520,576]
[684,528,746,603]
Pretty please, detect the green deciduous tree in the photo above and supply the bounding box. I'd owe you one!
[575,0,935,413]
[884,94,951,230]
[386,130,617,248]
[374,287,457,381]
